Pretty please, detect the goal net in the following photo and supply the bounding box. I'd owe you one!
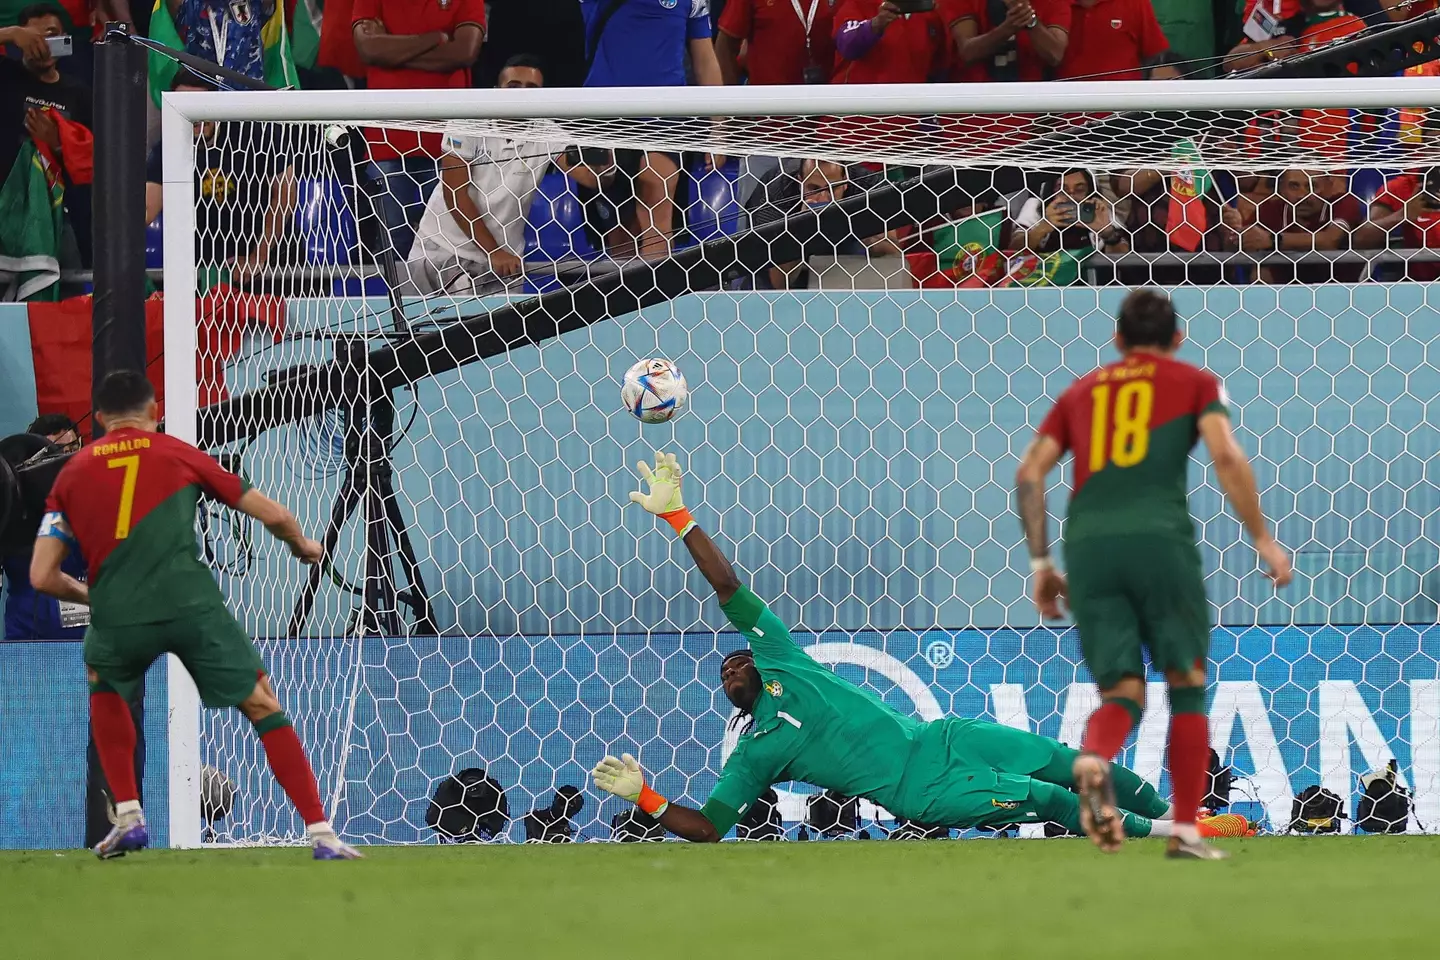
[158,78,1440,846]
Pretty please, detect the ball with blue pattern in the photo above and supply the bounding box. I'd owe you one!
[620,358,688,424]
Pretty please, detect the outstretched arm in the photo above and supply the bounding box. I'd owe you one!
[628,451,740,604]
[593,753,721,842]
[235,489,324,565]
[1198,412,1293,586]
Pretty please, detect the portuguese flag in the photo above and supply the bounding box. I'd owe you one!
[931,208,1091,288]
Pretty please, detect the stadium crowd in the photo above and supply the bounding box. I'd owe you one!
[1,0,1440,297]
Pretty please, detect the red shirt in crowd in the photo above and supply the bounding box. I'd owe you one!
[831,0,948,84]
[941,0,1072,83]
[720,0,836,85]
[351,0,487,159]
[1058,0,1167,81]
[1373,174,1440,281]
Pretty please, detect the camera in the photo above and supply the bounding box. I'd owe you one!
[1079,200,1097,224]
[45,34,72,58]
[0,433,75,553]
[888,0,935,11]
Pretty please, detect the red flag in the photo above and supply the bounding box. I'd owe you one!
[27,296,165,440]
[196,285,287,408]
[1165,170,1207,253]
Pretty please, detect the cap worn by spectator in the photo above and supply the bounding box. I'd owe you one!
[1058,0,1169,81]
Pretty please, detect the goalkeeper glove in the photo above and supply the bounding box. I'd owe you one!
[592,753,669,817]
[628,451,695,538]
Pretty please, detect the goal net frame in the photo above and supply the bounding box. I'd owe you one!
[160,77,1440,847]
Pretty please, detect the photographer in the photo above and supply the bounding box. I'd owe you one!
[1016,169,1125,256]
[0,414,143,849]
[833,0,949,84]
[1354,167,1440,282]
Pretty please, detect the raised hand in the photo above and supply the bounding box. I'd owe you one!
[628,451,686,516]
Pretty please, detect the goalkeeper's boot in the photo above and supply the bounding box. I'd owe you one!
[1165,834,1231,861]
[1197,813,1251,839]
[1073,752,1124,853]
[311,830,363,861]
[93,813,149,860]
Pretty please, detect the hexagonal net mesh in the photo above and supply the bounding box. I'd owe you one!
[162,81,1440,845]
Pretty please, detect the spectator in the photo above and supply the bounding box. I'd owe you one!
[1253,169,1363,283]
[1223,0,1365,72]
[746,159,903,288]
[153,0,296,86]
[945,0,1069,83]
[832,0,949,84]
[352,0,486,263]
[1014,168,1124,256]
[1057,0,1168,81]
[0,6,91,186]
[716,0,835,86]
[475,0,587,89]
[405,56,565,294]
[143,74,299,288]
[1114,165,1233,286]
[1354,166,1440,282]
[582,0,723,258]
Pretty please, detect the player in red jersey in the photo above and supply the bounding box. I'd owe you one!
[1014,290,1292,860]
[30,371,360,860]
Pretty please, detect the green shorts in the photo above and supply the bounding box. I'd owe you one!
[1063,535,1211,690]
[892,720,1035,828]
[85,607,265,708]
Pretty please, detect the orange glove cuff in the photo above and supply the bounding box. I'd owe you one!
[637,784,669,817]
[659,507,696,539]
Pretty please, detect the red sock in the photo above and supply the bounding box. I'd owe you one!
[1168,713,1209,826]
[1081,701,1137,761]
[90,692,139,805]
[259,724,327,826]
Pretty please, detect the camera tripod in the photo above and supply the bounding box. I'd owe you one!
[288,337,436,637]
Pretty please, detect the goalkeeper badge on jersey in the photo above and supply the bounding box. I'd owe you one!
[764,680,783,697]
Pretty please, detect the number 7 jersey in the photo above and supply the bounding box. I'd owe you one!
[44,428,249,627]
[1038,354,1228,544]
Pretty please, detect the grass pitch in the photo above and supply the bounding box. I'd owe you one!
[3,837,1438,959]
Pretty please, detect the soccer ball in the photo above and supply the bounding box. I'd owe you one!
[620,358,688,424]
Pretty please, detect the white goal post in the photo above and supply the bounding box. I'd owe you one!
[160,77,1440,847]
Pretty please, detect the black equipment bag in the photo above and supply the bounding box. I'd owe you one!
[1356,760,1412,834]
[1203,747,1233,812]
[1290,784,1344,834]
[427,767,509,843]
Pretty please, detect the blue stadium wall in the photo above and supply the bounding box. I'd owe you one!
[1,286,1437,846]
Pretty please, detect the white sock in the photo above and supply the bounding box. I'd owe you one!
[1156,803,1175,821]
[115,800,143,819]
[1173,822,1201,844]
[1147,818,1174,837]
[306,821,335,838]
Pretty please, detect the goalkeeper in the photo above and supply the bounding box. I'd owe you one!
[594,453,1246,842]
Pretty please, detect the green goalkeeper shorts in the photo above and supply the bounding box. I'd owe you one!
[1064,535,1211,690]
[85,606,265,708]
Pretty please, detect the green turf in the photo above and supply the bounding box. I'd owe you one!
[3,838,1438,959]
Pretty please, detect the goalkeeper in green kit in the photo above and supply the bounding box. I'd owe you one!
[593,453,1245,842]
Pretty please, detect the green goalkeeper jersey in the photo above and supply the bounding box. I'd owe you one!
[700,586,925,834]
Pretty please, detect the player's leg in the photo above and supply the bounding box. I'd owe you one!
[179,609,360,859]
[1065,540,1146,851]
[84,624,160,858]
[1018,779,1172,839]
[1141,540,1229,860]
[1028,744,1171,821]
[236,675,359,860]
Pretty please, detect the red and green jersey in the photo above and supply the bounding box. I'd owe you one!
[45,428,248,626]
[1038,354,1227,543]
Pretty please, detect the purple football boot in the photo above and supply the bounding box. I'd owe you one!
[93,817,149,859]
